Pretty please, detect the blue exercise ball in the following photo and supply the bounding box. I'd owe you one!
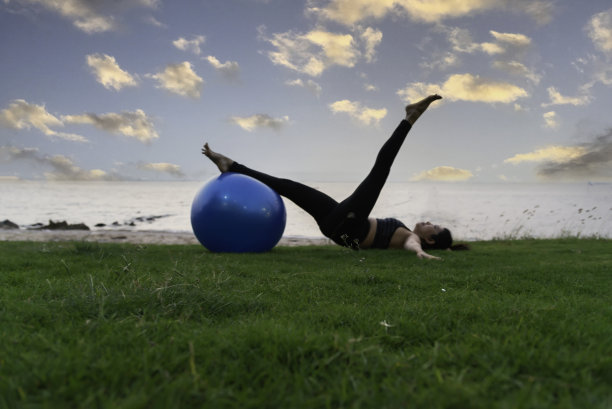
[191,172,286,252]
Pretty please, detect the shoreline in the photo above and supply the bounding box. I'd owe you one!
[2,228,610,246]
[0,229,333,246]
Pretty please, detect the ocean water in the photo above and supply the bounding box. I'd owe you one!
[1,180,611,240]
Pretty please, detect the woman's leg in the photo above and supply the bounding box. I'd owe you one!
[202,144,338,226]
[228,162,338,225]
[336,119,411,218]
[327,95,442,221]
[315,121,412,246]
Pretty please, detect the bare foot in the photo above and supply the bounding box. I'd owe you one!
[201,143,234,173]
[405,94,442,125]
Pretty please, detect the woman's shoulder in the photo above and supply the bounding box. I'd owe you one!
[388,225,414,249]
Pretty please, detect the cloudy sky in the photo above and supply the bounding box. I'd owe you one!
[1,0,612,183]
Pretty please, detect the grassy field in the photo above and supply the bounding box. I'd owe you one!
[1,239,611,408]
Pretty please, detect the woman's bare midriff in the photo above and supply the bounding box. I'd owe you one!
[359,218,377,248]
[359,218,412,249]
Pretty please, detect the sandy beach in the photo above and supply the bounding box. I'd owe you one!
[0,229,332,247]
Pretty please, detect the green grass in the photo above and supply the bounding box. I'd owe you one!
[1,239,611,408]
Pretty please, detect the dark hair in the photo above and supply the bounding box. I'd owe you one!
[423,228,470,251]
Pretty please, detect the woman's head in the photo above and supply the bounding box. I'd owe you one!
[414,221,468,250]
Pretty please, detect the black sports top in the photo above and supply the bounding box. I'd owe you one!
[371,218,409,249]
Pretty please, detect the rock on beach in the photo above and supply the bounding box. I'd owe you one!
[29,220,90,231]
[1,219,19,229]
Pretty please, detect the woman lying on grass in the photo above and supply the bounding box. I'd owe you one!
[203,94,468,260]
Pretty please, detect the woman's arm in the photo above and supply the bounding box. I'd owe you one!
[403,234,442,260]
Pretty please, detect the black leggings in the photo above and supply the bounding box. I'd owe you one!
[229,120,412,247]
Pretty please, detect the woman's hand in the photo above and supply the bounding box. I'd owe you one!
[417,251,442,260]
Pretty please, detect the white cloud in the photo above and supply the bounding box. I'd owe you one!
[149,62,204,98]
[397,73,528,104]
[0,100,158,144]
[542,111,558,129]
[304,30,359,66]
[504,145,586,164]
[0,146,37,161]
[260,26,379,76]
[62,109,159,142]
[411,166,473,182]
[492,60,541,84]
[535,129,612,180]
[421,52,459,71]
[1,100,60,133]
[229,114,290,131]
[86,54,138,91]
[206,56,240,81]
[586,8,612,53]
[329,99,387,125]
[144,15,166,28]
[43,155,109,180]
[364,83,378,92]
[306,0,395,25]
[138,162,184,177]
[0,146,112,180]
[445,26,479,53]
[489,30,531,49]
[480,31,538,82]
[0,99,87,142]
[575,54,612,92]
[307,0,554,25]
[429,26,538,81]
[263,29,324,76]
[542,87,590,107]
[6,0,159,34]
[504,132,612,181]
[173,35,206,55]
[523,0,555,25]
[263,29,353,76]
[448,28,532,59]
[360,26,383,62]
[479,42,504,55]
[285,78,322,96]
